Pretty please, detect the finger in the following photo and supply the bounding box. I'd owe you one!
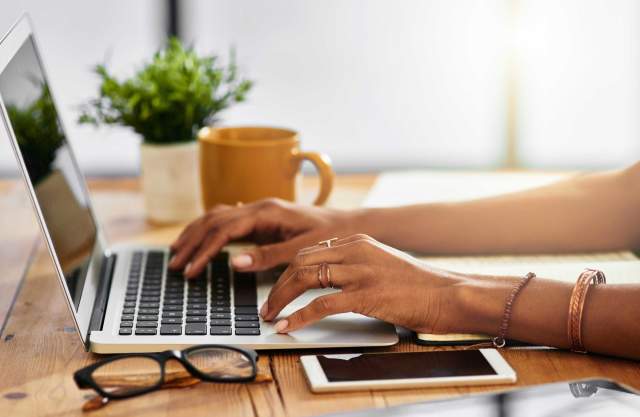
[231,233,316,272]
[169,205,256,270]
[168,225,210,270]
[262,242,356,308]
[296,233,373,255]
[273,293,352,333]
[262,264,357,321]
[184,217,257,279]
[170,219,203,253]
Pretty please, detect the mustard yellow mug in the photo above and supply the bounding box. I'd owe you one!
[198,126,334,210]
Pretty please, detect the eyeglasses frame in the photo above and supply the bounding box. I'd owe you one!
[73,344,259,400]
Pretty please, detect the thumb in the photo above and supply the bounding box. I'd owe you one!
[231,235,312,271]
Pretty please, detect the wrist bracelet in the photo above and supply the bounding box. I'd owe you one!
[567,269,606,353]
[491,272,536,348]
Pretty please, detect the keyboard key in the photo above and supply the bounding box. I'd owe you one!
[235,321,259,328]
[161,317,182,325]
[210,313,231,319]
[212,300,230,307]
[140,296,160,303]
[119,321,133,328]
[162,311,183,318]
[135,328,157,335]
[186,303,207,310]
[186,310,207,316]
[160,325,182,335]
[124,302,136,308]
[186,316,207,323]
[234,272,257,306]
[210,326,232,335]
[121,314,134,321]
[125,296,137,302]
[235,328,260,336]
[235,307,258,315]
[164,298,184,305]
[163,305,183,311]
[210,319,231,326]
[138,315,159,322]
[139,308,159,315]
[119,328,132,335]
[185,323,207,335]
[211,306,231,313]
[136,321,158,328]
[235,314,259,321]
[122,308,135,315]
[139,302,159,309]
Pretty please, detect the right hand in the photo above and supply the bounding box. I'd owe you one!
[168,198,360,279]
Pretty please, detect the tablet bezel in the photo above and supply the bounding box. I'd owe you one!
[301,348,517,393]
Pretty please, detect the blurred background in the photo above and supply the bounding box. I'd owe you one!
[1,0,639,176]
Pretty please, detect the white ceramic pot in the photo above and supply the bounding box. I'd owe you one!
[140,142,202,223]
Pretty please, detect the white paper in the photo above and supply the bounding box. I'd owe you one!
[363,170,568,208]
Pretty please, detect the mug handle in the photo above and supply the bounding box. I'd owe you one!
[294,151,334,205]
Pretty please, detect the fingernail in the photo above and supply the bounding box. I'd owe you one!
[232,253,253,269]
[260,303,269,318]
[169,255,176,267]
[184,262,192,275]
[274,320,289,333]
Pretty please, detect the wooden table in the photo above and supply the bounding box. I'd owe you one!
[1,175,639,417]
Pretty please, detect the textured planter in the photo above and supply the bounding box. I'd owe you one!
[140,142,202,223]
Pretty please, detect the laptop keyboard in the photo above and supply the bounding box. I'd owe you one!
[118,250,261,336]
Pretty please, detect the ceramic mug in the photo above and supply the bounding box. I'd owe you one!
[198,126,334,210]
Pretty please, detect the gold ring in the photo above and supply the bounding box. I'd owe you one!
[318,237,338,248]
[317,265,326,289]
[323,263,333,288]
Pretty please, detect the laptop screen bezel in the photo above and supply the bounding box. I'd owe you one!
[0,15,109,347]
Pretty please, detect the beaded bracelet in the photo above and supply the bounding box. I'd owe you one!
[491,272,536,348]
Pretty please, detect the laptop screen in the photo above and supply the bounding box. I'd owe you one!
[0,34,98,312]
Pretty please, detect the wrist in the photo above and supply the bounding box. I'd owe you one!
[452,274,515,335]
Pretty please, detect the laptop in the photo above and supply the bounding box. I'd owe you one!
[0,15,398,353]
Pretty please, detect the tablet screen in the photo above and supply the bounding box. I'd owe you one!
[318,351,497,382]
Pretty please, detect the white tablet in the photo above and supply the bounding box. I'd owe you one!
[301,349,516,393]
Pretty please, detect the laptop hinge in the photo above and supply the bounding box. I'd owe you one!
[86,253,117,350]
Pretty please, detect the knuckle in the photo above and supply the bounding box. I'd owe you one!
[210,203,229,212]
[351,233,372,241]
[293,250,306,267]
[314,296,334,312]
[260,197,283,208]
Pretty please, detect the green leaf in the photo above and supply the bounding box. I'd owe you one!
[78,38,253,144]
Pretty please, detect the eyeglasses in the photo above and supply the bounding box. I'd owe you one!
[74,345,258,408]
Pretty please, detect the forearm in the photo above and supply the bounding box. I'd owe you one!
[455,274,640,360]
[356,163,640,254]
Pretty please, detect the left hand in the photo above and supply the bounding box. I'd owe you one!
[261,234,468,334]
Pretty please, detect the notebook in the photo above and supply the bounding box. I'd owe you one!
[363,171,639,344]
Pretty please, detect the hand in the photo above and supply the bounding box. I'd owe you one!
[261,234,468,334]
[169,198,361,279]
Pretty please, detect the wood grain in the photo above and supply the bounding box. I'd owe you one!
[1,174,639,417]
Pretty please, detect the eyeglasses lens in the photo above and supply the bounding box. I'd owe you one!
[91,356,162,397]
[185,347,254,379]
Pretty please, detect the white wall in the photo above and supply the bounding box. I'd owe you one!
[1,1,639,176]
[0,0,163,176]
[181,0,509,171]
[517,0,640,169]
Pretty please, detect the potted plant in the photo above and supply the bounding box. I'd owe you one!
[79,38,252,223]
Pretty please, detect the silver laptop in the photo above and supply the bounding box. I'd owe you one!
[0,15,398,353]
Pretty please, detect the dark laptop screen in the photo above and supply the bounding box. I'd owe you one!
[0,36,98,311]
